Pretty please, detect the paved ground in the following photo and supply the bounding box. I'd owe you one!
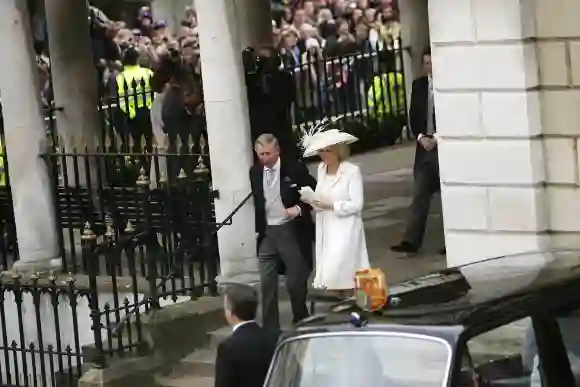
[310,143,447,283]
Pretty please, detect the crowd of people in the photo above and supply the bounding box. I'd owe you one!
[30,0,404,120]
[273,0,402,67]
[25,0,407,180]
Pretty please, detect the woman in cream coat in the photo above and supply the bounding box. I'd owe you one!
[300,128,370,297]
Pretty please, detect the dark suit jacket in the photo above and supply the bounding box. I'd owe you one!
[409,76,437,169]
[214,322,280,387]
[249,158,316,269]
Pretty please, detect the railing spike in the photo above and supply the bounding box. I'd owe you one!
[81,222,96,240]
[124,220,135,233]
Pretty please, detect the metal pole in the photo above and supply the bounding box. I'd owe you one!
[81,222,106,368]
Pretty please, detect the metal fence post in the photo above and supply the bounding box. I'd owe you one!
[82,222,106,368]
[136,168,160,309]
[194,155,218,296]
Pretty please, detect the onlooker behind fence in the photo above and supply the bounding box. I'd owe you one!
[295,38,325,123]
[161,70,206,181]
[279,29,301,67]
[149,58,178,187]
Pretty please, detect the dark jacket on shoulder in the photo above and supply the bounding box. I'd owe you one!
[214,322,280,387]
[249,158,316,268]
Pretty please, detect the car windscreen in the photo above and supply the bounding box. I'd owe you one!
[265,332,452,387]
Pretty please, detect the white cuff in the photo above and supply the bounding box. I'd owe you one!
[294,205,302,216]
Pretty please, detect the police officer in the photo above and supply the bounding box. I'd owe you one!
[114,46,154,154]
[366,51,406,145]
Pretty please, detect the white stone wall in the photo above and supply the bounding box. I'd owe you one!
[430,0,580,266]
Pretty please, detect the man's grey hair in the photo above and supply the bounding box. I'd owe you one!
[223,283,258,321]
[254,133,280,150]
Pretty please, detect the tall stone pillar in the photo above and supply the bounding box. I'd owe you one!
[0,0,60,271]
[152,0,272,49]
[398,0,429,111]
[430,0,580,266]
[196,0,259,285]
[534,0,580,253]
[44,0,101,156]
[234,0,273,49]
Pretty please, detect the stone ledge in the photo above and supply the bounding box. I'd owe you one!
[80,356,159,387]
[80,296,226,387]
[143,296,225,374]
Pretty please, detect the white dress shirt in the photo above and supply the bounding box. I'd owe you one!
[232,320,255,332]
[264,158,289,226]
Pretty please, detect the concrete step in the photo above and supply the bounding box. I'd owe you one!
[156,374,214,387]
[157,299,304,387]
[172,348,217,378]
[208,325,232,349]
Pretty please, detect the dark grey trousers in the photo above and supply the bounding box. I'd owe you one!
[403,151,441,248]
[259,223,310,329]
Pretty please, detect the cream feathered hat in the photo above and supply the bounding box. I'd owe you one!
[300,116,359,158]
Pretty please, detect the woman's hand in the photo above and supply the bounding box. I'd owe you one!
[312,199,333,211]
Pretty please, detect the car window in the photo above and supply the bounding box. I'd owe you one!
[466,318,533,385]
[266,332,451,387]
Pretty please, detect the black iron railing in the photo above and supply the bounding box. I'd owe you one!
[108,191,253,339]
[288,42,409,147]
[0,272,87,387]
[80,190,253,367]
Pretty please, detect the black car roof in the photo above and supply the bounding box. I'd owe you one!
[296,250,580,335]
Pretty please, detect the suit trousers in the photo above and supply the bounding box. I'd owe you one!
[258,222,310,329]
[403,149,441,248]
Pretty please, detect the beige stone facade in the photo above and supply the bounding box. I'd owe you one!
[430,0,580,265]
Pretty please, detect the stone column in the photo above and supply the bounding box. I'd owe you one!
[398,0,430,111]
[234,0,273,49]
[196,0,259,285]
[45,0,101,156]
[0,0,60,271]
[535,0,580,252]
[430,0,580,266]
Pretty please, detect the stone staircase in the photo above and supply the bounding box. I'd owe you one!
[155,300,296,387]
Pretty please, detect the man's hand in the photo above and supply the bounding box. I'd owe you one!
[419,136,437,151]
[285,206,300,219]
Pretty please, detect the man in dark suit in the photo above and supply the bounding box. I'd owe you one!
[250,133,316,328]
[215,284,280,387]
[392,48,445,255]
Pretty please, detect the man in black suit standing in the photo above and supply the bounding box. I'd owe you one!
[250,133,316,328]
[215,284,280,387]
[392,48,445,255]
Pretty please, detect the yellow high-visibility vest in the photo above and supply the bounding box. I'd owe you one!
[367,72,406,120]
[116,65,154,119]
[0,137,6,187]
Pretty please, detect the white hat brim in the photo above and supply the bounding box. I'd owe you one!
[303,132,358,158]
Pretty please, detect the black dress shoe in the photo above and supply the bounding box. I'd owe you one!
[391,241,419,253]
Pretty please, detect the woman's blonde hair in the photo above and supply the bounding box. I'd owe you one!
[331,143,351,161]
